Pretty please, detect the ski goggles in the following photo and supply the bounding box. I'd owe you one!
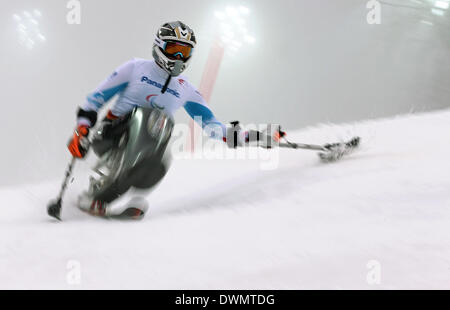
[155,38,193,59]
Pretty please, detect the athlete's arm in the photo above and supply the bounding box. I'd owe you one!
[183,90,226,140]
[77,59,135,127]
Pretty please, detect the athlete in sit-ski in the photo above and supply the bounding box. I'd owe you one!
[67,21,252,218]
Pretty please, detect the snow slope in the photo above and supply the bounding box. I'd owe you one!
[1,110,449,289]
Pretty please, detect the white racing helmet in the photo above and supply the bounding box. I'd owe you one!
[152,21,197,77]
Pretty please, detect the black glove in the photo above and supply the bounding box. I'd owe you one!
[224,121,248,148]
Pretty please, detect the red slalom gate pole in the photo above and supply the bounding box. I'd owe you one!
[186,39,225,152]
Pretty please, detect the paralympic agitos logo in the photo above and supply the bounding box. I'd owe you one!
[146,94,165,110]
[141,76,180,98]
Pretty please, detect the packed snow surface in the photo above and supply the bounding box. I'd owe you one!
[1,110,449,289]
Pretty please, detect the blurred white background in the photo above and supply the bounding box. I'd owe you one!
[0,0,449,185]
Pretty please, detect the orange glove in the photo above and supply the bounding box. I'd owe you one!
[273,128,286,142]
[68,125,90,158]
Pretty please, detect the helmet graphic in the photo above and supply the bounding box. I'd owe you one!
[152,21,197,77]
